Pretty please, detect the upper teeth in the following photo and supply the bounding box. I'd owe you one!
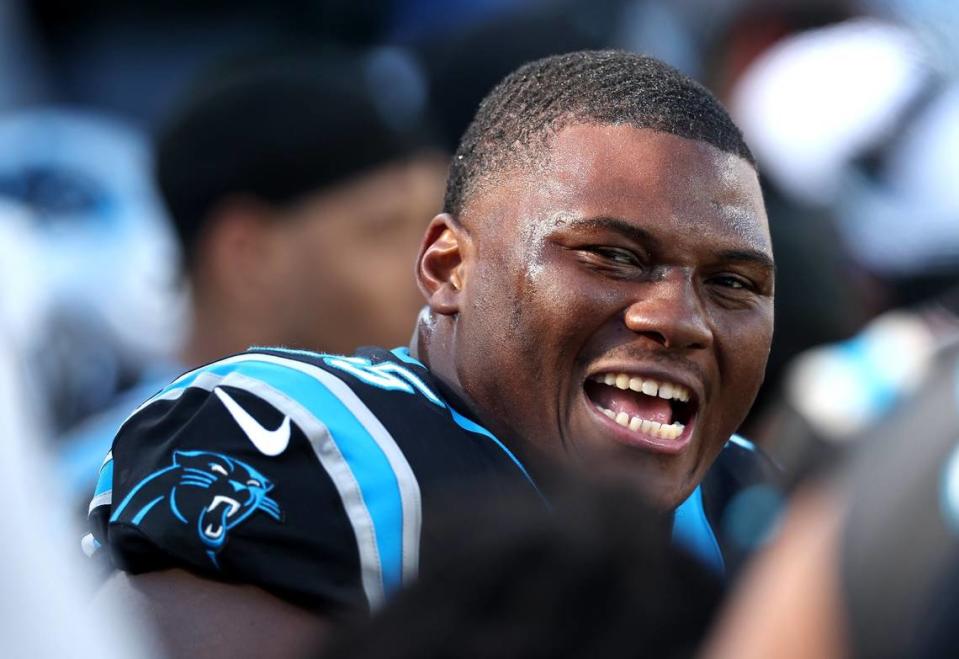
[595,372,691,402]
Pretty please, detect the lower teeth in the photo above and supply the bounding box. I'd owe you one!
[599,407,684,439]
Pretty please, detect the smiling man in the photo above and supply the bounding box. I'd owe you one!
[425,112,773,511]
[87,51,776,657]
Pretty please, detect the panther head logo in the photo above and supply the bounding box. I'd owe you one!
[110,450,282,566]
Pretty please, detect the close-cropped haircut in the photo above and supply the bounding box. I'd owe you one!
[443,50,755,216]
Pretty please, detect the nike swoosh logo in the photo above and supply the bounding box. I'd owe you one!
[214,387,291,456]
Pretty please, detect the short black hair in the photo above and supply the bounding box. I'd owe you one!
[156,54,434,266]
[444,50,755,216]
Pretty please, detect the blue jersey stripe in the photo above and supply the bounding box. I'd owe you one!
[158,359,406,596]
[672,485,725,575]
[94,458,113,497]
[727,434,756,452]
[390,347,543,498]
[132,496,165,525]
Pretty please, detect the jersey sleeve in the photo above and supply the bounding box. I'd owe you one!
[87,351,423,613]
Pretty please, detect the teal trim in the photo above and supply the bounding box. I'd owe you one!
[391,348,542,498]
[131,496,165,525]
[390,346,422,367]
[94,459,114,497]
[111,465,178,521]
[672,485,725,575]
[447,406,538,487]
[170,487,187,523]
[727,434,757,452]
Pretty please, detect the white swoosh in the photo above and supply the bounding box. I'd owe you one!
[214,387,291,456]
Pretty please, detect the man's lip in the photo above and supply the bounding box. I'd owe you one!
[582,392,696,455]
[583,364,704,407]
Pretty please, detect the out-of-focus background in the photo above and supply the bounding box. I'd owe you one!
[2,0,959,656]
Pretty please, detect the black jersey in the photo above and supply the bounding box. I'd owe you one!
[86,346,777,611]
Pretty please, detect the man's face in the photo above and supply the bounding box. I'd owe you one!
[453,125,773,509]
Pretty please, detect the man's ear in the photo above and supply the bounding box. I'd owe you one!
[416,213,469,316]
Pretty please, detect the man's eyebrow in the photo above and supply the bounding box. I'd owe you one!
[560,216,658,246]
[716,249,776,273]
[559,216,775,271]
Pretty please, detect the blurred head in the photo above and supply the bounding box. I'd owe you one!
[416,51,773,509]
[156,55,446,357]
[321,477,722,659]
[731,19,959,310]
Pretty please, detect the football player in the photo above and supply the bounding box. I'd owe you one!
[88,51,777,657]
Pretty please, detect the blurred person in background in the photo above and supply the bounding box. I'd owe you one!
[699,0,869,442]
[0,320,158,659]
[59,53,447,508]
[320,477,722,659]
[704,332,959,659]
[155,54,445,361]
[701,17,959,658]
[86,50,780,657]
[728,19,959,484]
[0,108,184,501]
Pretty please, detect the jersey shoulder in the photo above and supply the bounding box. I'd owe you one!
[88,345,538,611]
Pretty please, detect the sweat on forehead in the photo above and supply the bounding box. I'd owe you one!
[443,50,756,218]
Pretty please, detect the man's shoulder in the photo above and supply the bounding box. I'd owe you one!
[88,345,539,611]
[109,346,456,459]
[128,345,532,479]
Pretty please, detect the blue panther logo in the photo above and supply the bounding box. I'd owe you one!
[110,450,281,566]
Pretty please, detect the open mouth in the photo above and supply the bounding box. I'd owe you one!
[584,371,698,447]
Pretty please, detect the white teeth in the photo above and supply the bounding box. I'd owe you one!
[594,372,690,403]
[597,406,686,440]
[600,407,686,439]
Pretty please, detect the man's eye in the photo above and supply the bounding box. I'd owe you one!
[588,247,639,266]
[710,275,751,290]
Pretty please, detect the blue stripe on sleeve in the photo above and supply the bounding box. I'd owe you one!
[94,458,113,497]
[160,359,405,595]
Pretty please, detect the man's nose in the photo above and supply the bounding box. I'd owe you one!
[623,273,712,350]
